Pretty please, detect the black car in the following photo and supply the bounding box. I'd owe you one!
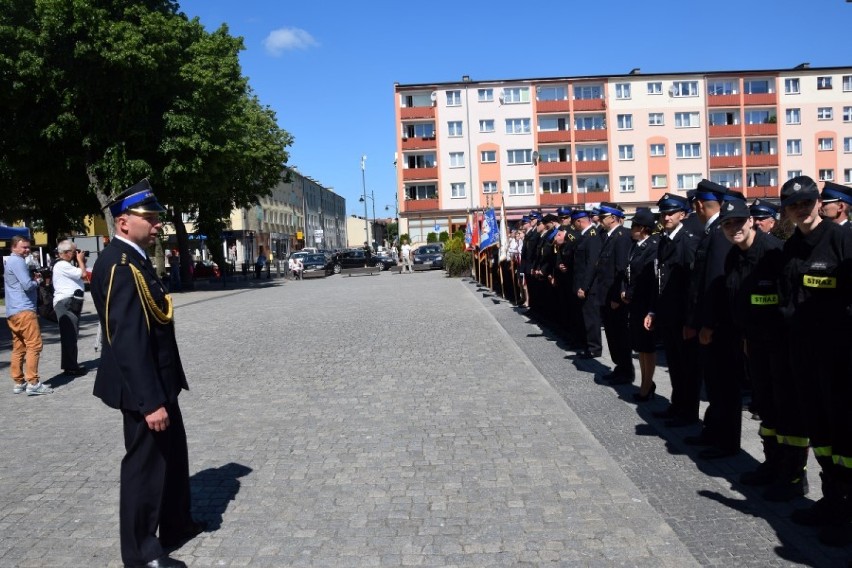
[373,251,397,271]
[300,254,332,278]
[329,249,383,274]
[413,244,444,270]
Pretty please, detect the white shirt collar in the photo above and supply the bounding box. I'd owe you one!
[115,236,148,260]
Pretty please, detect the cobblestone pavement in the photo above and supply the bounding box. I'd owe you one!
[0,270,849,567]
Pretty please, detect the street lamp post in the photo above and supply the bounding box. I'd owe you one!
[361,155,370,250]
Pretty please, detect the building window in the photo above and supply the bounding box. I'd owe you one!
[538,116,568,132]
[818,138,834,151]
[578,176,609,192]
[574,85,603,99]
[845,169,852,184]
[819,169,834,181]
[676,143,701,158]
[651,174,667,189]
[745,110,774,124]
[845,137,852,153]
[482,181,497,194]
[844,107,852,122]
[449,152,465,168]
[477,88,493,102]
[744,79,771,94]
[507,149,533,164]
[448,121,463,137]
[480,150,496,163]
[648,112,664,126]
[537,86,566,101]
[575,146,607,161]
[787,139,802,155]
[615,83,631,99]
[647,82,662,95]
[818,107,833,120]
[787,170,802,180]
[677,174,702,190]
[574,115,605,130]
[817,76,833,90]
[710,142,740,157]
[707,80,736,95]
[616,114,633,130]
[672,81,699,97]
[784,78,800,94]
[508,180,534,195]
[502,87,530,104]
[674,112,700,128]
[618,145,634,160]
[446,90,461,106]
[844,76,852,92]
[650,143,666,157]
[479,119,494,133]
[405,184,437,200]
[450,183,466,198]
[785,108,801,125]
[541,178,571,194]
[713,172,742,188]
[505,118,531,134]
[619,176,635,193]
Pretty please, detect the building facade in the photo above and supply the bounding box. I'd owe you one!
[394,65,852,226]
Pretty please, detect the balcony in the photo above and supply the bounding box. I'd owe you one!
[573,98,606,111]
[400,106,435,120]
[709,155,743,169]
[574,160,609,173]
[744,123,777,136]
[744,186,779,199]
[709,124,741,138]
[743,93,777,106]
[403,198,439,213]
[573,129,608,142]
[708,94,740,107]
[538,161,572,174]
[745,153,779,167]
[538,130,571,144]
[537,100,571,113]
[540,192,574,206]
[402,167,438,181]
[401,137,437,151]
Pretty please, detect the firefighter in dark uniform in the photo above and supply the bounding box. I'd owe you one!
[777,176,852,546]
[750,198,781,237]
[594,203,634,383]
[516,215,531,305]
[682,180,743,459]
[534,214,561,321]
[819,180,852,231]
[716,199,809,501]
[683,189,704,235]
[91,180,204,568]
[645,194,699,424]
[521,211,542,309]
[621,208,660,401]
[553,207,580,346]
[571,209,602,358]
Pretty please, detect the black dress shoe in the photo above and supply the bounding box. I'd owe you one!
[576,351,601,359]
[63,366,87,376]
[160,520,207,549]
[664,417,699,428]
[125,556,187,568]
[699,447,740,460]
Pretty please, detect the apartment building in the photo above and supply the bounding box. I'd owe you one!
[394,65,852,234]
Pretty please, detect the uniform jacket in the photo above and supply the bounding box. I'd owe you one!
[91,239,188,413]
[622,234,660,316]
[686,216,732,330]
[521,227,541,274]
[652,225,698,326]
[594,224,631,304]
[572,226,602,295]
[554,228,578,285]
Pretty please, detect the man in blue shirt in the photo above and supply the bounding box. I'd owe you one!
[4,235,52,395]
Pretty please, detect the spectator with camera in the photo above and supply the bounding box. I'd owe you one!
[52,240,88,376]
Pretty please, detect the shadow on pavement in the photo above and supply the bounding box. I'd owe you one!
[190,462,253,530]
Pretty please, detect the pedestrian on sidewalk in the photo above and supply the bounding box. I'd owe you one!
[400,240,413,273]
[52,239,88,376]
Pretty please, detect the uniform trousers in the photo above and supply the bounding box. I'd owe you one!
[602,303,633,376]
[578,293,602,354]
[120,401,193,566]
[658,323,695,420]
[747,336,807,444]
[701,326,743,451]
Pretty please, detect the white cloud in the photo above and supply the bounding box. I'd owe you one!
[263,27,318,56]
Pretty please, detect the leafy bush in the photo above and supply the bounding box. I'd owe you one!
[426,232,437,243]
[443,236,471,277]
[439,231,449,243]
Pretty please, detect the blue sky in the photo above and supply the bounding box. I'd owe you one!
[178,0,851,217]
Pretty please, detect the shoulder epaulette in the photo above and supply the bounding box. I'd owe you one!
[588,228,597,236]
[120,252,128,265]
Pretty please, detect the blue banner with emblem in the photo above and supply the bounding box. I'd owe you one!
[479,208,499,250]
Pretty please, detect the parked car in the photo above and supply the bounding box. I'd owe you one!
[300,254,333,278]
[373,251,397,271]
[329,249,383,274]
[412,244,444,270]
[193,259,221,278]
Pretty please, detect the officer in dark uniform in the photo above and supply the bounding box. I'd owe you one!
[91,181,204,568]
[516,215,531,305]
[683,189,704,235]
[534,214,561,320]
[750,198,781,237]
[682,180,743,459]
[778,176,852,546]
[521,211,542,309]
[819,180,852,230]
[553,207,580,345]
[621,208,660,400]
[645,194,699,424]
[570,209,602,358]
[717,198,809,500]
[594,203,633,383]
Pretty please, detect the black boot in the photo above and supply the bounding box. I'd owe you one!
[763,444,808,502]
[817,464,852,546]
[741,434,779,486]
[791,459,846,525]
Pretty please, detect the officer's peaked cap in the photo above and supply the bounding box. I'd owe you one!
[105,179,166,217]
